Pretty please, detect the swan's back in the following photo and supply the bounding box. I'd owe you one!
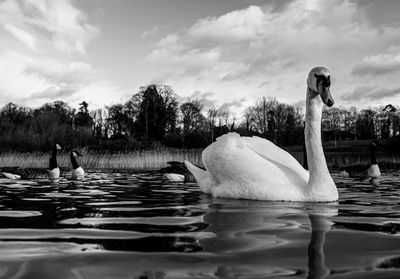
[201,133,309,200]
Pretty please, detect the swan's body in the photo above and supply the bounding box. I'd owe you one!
[70,151,85,180]
[185,67,338,202]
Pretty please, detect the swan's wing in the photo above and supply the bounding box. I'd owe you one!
[200,133,308,200]
[242,136,309,184]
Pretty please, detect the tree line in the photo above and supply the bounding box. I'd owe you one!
[0,84,399,152]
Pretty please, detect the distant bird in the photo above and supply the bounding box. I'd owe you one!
[160,161,197,183]
[341,141,381,179]
[1,143,62,181]
[70,150,85,180]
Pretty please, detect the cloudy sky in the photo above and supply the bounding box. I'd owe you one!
[1,0,400,117]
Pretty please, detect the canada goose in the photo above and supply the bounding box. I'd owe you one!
[70,150,85,180]
[342,141,381,179]
[160,161,196,182]
[1,143,62,181]
[185,67,338,201]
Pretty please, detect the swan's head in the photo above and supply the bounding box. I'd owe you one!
[307,67,334,107]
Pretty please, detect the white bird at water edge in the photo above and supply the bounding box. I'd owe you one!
[185,67,338,202]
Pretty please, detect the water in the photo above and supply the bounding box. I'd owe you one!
[0,170,399,278]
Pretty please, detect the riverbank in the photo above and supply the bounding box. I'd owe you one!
[1,140,399,170]
[0,148,203,170]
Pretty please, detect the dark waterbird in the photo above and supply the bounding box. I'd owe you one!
[70,150,85,180]
[1,143,62,181]
[159,161,198,182]
[341,140,381,179]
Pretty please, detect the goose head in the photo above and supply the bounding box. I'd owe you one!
[55,143,62,150]
[307,67,334,107]
[71,150,83,157]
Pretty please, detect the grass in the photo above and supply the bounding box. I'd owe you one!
[0,148,203,170]
[1,140,400,170]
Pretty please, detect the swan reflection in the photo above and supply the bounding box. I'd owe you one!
[199,199,338,278]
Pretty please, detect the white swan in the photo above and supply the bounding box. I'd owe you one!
[185,67,338,202]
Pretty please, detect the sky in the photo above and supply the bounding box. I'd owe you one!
[1,0,400,118]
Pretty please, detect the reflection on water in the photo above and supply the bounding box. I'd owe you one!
[0,170,399,278]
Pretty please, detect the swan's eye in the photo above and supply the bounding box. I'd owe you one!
[314,74,330,88]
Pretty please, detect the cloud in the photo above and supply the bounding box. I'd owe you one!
[219,99,247,112]
[3,24,37,50]
[187,6,265,44]
[145,0,400,113]
[0,1,124,109]
[341,85,400,101]
[186,91,218,109]
[351,54,400,76]
[0,0,98,54]
[0,51,127,108]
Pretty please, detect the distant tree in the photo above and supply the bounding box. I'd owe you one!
[134,84,178,141]
[249,97,278,138]
[180,100,205,134]
[34,101,74,125]
[91,108,107,138]
[322,107,343,144]
[106,104,132,137]
[75,101,93,127]
[179,99,208,147]
[356,108,377,139]
[207,107,219,142]
[0,103,32,125]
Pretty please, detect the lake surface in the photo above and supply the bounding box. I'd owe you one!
[0,170,400,278]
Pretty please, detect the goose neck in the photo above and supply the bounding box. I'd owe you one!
[49,146,58,169]
[70,153,80,169]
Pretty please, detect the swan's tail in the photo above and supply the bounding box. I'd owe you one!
[184,161,212,194]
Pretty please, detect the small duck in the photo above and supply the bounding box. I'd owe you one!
[70,150,85,180]
[1,143,62,181]
[342,141,381,179]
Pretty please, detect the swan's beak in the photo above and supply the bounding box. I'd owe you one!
[320,87,334,107]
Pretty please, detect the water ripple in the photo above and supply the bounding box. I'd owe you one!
[0,170,399,278]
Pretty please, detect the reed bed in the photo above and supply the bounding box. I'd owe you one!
[0,149,203,170]
[1,149,399,170]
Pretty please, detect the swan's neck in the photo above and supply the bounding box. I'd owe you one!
[305,89,337,200]
[307,214,330,279]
